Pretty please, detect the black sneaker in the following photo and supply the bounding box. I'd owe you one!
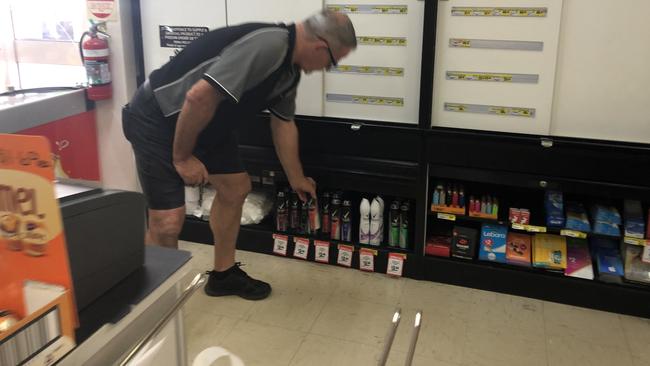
[204,263,271,300]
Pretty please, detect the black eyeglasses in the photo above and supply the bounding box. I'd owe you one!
[318,37,337,67]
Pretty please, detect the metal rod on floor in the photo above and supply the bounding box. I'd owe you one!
[404,311,422,366]
[378,308,402,366]
[118,272,207,366]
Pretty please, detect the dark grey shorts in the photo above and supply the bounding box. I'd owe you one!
[122,103,245,210]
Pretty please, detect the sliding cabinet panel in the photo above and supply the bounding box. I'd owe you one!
[551,0,650,144]
[432,0,562,135]
[324,0,424,124]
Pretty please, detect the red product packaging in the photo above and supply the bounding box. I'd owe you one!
[509,208,521,223]
[520,209,531,225]
[425,236,452,257]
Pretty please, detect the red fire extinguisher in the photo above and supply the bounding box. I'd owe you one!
[79,22,112,100]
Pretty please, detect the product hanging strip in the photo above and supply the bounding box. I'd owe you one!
[327,93,404,107]
[446,71,539,83]
[357,36,407,46]
[449,38,544,51]
[444,102,535,117]
[451,7,547,17]
[328,65,404,76]
[327,4,407,14]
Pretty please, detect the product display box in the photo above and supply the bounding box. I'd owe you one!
[425,235,452,258]
[591,237,624,283]
[0,134,77,366]
[479,224,508,263]
[623,244,650,284]
[565,238,594,280]
[452,226,478,260]
[506,232,532,266]
[533,234,567,270]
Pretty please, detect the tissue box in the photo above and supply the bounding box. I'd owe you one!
[479,224,508,263]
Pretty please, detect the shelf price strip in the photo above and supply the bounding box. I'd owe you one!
[437,212,457,221]
[327,93,404,107]
[357,36,406,46]
[328,65,404,76]
[447,71,539,84]
[328,4,407,14]
[624,237,650,246]
[445,103,535,118]
[452,7,547,17]
[512,223,547,233]
[560,229,588,239]
[449,38,544,51]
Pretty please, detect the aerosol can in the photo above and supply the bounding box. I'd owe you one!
[359,198,371,244]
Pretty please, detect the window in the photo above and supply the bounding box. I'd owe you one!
[0,0,87,93]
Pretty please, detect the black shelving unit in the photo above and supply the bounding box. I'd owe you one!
[130,1,650,318]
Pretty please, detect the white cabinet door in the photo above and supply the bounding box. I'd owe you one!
[324,0,424,125]
[226,0,324,117]
[550,0,650,144]
[432,0,563,135]
[140,0,227,77]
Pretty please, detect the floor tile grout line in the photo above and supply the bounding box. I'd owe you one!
[541,301,551,366]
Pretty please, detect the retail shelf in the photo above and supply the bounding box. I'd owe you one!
[180,216,416,276]
[413,254,650,318]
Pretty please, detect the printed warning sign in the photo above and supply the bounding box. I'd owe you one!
[159,25,209,48]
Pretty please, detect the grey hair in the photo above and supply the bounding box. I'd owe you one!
[304,9,357,50]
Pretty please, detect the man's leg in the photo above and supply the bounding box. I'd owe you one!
[207,172,251,271]
[146,206,186,248]
[203,172,271,300]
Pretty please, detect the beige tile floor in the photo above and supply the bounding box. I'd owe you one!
[179,241,650,366]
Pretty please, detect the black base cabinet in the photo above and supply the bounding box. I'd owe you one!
[180,115,650,318]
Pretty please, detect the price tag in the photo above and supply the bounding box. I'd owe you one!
[337,244,354,267]
[359,248,377,272]
[642,246,650,264]
[526,225,547,233]
[437,212,456,221]
[314,240,330,263]
[387,253,407,277]
[272,234,288,256]
[511,223,525,230]
[624,237,647,246]
[293,237,310,260]
[561,229,587,239]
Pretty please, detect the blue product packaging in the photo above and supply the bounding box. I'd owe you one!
[545,191,565,228]
[595,246,624,283]
[479,224,508,263]
[565,202,591,232]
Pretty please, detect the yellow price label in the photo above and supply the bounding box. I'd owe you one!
[561,229,588,239]
[437,213,457,221]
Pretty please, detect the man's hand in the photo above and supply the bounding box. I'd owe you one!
[173,156,209,186]
[291,176,317,202]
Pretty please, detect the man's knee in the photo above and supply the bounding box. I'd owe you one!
[149,209,185,237]
[215,176,251,206]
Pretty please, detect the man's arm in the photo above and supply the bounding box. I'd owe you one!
[270,115,316,201]
[172,79,223,185]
